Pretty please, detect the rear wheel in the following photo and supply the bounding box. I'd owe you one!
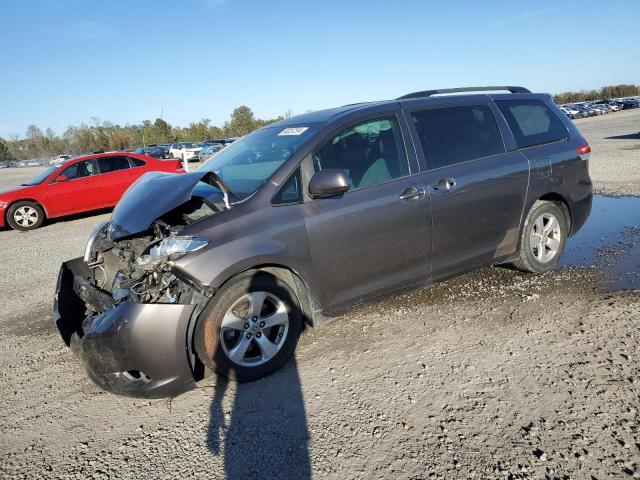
[7,201,44,231]
[512,200,568,273]
[194,271,303,382]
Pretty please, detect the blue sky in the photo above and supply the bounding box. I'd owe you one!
[1,0,638,139]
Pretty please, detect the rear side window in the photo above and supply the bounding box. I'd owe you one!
[98,156,131,173]
[411,105,504,170]
[496,100,568,149]
[130,158,146,167]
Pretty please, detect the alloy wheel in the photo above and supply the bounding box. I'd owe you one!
[219,291,289,367]
[530,212,561,263]
[13,206,39,228]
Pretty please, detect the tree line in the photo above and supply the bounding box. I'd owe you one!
[0,105,288,162]
[2,84,638,163]
[553,84,640,104]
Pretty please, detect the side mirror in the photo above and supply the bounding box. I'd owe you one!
[55,175,69,183]
[309,169,350,198]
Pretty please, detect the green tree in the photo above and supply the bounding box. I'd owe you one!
[153,118,172,143]
[0,137,14,162]
[224,106,257,137]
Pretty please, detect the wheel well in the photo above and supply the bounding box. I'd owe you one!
[234,265,316,327]
[5,199,48,222]
[538,193,572,232]
[188,264,316,381]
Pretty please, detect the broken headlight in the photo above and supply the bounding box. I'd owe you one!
[149,236,209,261]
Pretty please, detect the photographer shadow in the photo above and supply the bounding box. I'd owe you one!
[207,358,311,479]
[206,271,311,479]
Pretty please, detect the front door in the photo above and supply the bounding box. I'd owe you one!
[303,114,432,311]
[46,159,102,216]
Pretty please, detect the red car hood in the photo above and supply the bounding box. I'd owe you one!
[0,185,35,200]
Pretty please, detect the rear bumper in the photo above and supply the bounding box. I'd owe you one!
[53,258,197,398]
[0,204,6,227]
[570,192,592,236]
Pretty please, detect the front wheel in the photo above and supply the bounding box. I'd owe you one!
[7,201,44,231]
[194,271,303,382]
[511,200,568,273]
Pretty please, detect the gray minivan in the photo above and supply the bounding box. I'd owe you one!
[54,86,592,398]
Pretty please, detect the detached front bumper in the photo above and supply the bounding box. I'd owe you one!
[53,258,197,398]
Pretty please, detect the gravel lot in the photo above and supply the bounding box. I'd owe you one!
[575,109,640,196]
[0,111,639,479]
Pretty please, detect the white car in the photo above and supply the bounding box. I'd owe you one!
[50,154,71,166]
[561,105,580,115]
[169,142,202,162]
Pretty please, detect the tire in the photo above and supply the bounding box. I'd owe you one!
[6,201,44,231]
[511,200,568,273]
[194,271,303,382]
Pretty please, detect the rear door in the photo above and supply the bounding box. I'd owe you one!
[303,112,432,311]
[406,101,530,279]
[127,156,152,178]
[45,159,101,215]
[95,156,134,205]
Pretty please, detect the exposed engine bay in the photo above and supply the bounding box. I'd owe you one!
[80,172,233,312]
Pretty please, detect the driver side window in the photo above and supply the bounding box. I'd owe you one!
[60,160,95,180]
[313,116,409,189]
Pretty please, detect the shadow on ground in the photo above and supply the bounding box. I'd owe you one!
[205,270,311,479]
[604,132,640,140]
[206,358,310,480]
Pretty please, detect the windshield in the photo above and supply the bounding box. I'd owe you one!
[198,124,316,199]
[182,143,195,148]
[22,165,59,186]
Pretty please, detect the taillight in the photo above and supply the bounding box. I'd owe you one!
[576,143,591,160]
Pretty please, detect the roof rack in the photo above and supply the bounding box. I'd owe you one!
[397,86,531,100]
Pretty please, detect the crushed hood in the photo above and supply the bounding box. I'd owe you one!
[108,171,223,240]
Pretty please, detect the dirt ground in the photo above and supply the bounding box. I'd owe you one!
[0,111,639,479]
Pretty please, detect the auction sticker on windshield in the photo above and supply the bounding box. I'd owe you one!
[278,127,308,136]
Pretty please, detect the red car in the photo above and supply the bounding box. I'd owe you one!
[0,152,183,231]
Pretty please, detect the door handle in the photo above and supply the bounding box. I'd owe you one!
[433,178,456,191]
[399,186,426,201]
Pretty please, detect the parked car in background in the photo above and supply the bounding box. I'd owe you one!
[199,143,224,163]
[134,146,167,159]
[559,106,583,119]
[586,103,609,115]
[0,153,183,231]
[572,104,598,117]
[54,85,593,398]
[159,144,171,158]
[619,98,640,109]
[169,142,203,162]
[50,155,71,166]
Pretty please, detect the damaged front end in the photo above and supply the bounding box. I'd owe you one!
[53,171,231,398]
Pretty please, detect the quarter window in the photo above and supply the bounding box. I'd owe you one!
[272,168,302,205]
[313,116,408,189]
[496,100,568,149]
[130,158,146,167]
[98,156,131,173]
[411,105,505,170]
[59,160,95,180]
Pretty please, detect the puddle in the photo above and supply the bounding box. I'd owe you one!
[560,195,640,291]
